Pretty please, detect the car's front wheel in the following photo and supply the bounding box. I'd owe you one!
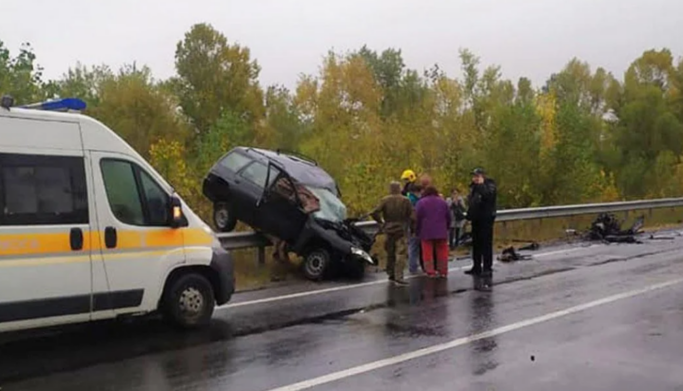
[302,247,331,281]
[162,273,215,329]
[213,203,237,232]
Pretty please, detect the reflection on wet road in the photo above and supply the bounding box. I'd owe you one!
[3,235,683,391]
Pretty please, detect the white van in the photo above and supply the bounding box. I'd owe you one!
[0,96,234,333]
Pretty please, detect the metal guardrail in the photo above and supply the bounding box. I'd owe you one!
[217,197,683,253]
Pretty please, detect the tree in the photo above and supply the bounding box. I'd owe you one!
[0,41,49,104]
[90,64,190,157]
[194,110,252,174]
[54,63,113,108]
[173,23,264,135]
[356,46,406,118]
[260,85,306,150]
[611,50,683,198]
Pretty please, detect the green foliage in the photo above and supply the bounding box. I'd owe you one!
[172,23,263,135]
[87,64,190,158]
[0,42,50,104]
[194,110,251,174]
[3,33,683,225]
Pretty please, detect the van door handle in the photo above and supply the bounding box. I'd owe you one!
[104,227,117,249]
[70,228,84,251]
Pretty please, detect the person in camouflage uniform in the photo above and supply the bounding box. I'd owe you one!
[371,181,415,286]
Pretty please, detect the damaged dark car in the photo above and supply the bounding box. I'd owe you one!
[202,147,376,280]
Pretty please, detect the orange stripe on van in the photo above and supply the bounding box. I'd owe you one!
[183,228,214,246]
[0,228,215,257]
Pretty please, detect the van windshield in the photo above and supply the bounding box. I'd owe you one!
[305,186,347,223]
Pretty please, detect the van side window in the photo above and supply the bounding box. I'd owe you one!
[0,153,88,225]
[139,169,169,226]
[100,159,169,226]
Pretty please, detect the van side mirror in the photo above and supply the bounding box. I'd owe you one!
[169,195,189,228]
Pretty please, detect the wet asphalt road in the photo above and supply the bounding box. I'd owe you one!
[3,232,683,390]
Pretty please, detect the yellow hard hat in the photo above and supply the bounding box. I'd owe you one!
[401,169,416,182]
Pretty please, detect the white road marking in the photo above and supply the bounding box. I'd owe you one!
[264,277,683,391]
[219,265,468,309]
[532,245,597,258]
[219,246,599,310]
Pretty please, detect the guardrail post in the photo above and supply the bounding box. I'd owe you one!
[256,246,266,266]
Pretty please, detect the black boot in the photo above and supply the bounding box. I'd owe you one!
[464,268,482,276]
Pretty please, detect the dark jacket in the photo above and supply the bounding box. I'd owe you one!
[466,178,497,222]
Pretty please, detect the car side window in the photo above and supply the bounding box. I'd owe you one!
[239,161,269,188]
[267,166,283,188]
[100,159,169,227]
[218,152,252,172]
[0,153,88,225]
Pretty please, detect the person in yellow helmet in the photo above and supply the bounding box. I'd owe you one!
[400,169,417,196]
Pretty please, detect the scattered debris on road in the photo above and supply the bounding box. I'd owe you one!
[498,246,533,262]
[587,213,644,243]
[518,242,540,251]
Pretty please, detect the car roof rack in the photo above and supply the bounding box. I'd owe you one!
[276,149,318,166]
[19,97,87,113]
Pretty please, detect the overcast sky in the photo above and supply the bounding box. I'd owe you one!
[1,0,682,89]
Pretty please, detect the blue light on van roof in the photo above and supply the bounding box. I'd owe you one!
[20,98,87,112]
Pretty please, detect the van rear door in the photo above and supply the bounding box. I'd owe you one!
[0,117,93,331]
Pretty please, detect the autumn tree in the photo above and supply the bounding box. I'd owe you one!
[0,41,50,104]
[172,23,264,135]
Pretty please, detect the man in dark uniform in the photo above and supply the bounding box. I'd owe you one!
[464,168,497,281]
[372,181,414,286]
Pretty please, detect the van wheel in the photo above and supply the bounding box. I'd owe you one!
[163,273,215,329]
[302,248,331,281]
[213,203,237,232]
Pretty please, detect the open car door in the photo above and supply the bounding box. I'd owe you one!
[257,163,312,243]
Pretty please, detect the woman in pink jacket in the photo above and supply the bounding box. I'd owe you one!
[415,186,452,278]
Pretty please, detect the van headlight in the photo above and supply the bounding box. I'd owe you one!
[351,247,375,265]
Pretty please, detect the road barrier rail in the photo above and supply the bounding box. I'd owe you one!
[217,197,683,261]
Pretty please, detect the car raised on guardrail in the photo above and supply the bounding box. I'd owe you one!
[202,147,376,280]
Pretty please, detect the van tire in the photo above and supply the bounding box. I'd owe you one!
[163,273,215,329]
[302,247,331,281]
[213,203,237,232]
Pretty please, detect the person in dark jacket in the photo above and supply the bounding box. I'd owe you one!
[464,168,497,278]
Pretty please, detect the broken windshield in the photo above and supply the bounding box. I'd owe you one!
[305,186,347,223]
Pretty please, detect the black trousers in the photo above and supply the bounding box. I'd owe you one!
[471,218,495,273]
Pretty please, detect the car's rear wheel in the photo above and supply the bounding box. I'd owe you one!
[302,247,331,281]
[162,273,215,329]
[213,203,237,232]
